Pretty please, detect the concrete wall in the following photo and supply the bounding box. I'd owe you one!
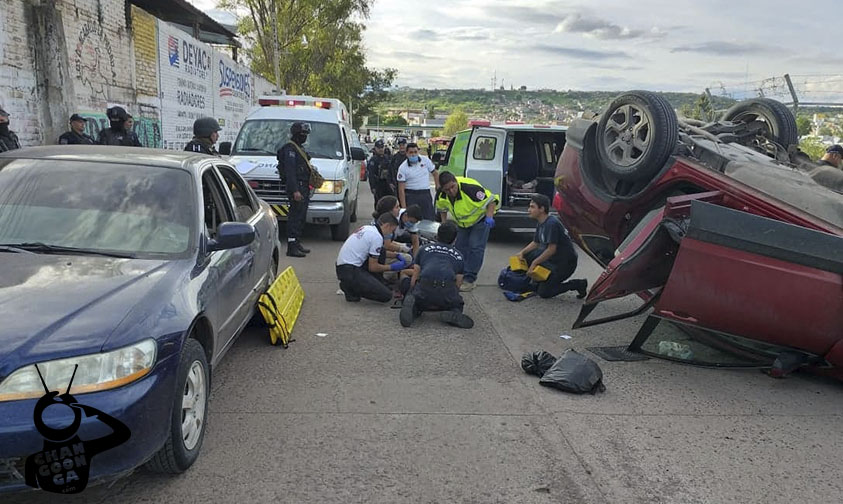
[0,0,42,146]
[0,0,274,149]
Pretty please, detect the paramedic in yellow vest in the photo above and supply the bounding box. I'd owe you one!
[435,172,500,292]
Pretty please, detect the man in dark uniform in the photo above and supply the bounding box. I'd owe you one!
[515,194,588,299]
[97,106,133,146]
[184,117,222,156]
[399,220,474,329]
[387,137,408,195]
[0,107,21,153]
[125,114,142,147]
[278,122,313,258]
[58,114,95,145]
[367,139,393,205]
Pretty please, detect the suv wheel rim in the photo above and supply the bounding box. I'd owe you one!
[604,104,652,167]
[181,361,206,450]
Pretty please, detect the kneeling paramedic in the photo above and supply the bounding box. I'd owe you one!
[516,194,588,299]
[435,171,500,292]
[336,213,408,303]
[399,221,474,329]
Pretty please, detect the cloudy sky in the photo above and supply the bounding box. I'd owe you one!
[191,0,843,96]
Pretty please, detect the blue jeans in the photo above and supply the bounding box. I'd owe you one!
[454,219,491,283]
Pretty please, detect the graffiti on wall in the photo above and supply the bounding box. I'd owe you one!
[81,113,163,148]
[74,19,117,100]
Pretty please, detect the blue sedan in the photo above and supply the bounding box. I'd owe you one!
[0,147,281,492]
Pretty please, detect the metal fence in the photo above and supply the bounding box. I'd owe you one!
[706,74,843,111]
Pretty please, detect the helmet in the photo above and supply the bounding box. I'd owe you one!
[107,106,128,122]
[290,122,311,136]
[194,117,222,138]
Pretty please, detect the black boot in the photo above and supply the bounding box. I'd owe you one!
[440,311,474,329]
[574,279,588,299]
[295,241,311,254]
[286,241,306,258]
[399,294,417,327]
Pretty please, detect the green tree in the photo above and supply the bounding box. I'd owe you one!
[799,137,827,160]
[443,109,469,137]
[219,0,396,128]
[679,93,716,122]
[382,115,407,126]
[796,116,812,137]
[818,125,835,137]
[427,105,436,120]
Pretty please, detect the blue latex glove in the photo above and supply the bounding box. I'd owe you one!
[484,216,496,228]
[390,258,407,271]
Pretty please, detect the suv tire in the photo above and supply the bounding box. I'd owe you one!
[723,98,798,148]
[596,91,678,182]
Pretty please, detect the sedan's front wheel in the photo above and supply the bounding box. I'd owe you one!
[145,338,210,474]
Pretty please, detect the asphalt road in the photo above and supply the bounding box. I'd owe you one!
[9,189,843,503]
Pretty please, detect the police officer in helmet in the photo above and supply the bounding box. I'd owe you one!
[278,122,314,257]
[185,117,222,156]
[97,106,133,146]
[0,107,21,153]
[59,114,95,145]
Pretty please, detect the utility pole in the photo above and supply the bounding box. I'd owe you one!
[784,74,799,114]
[272,4,282,92]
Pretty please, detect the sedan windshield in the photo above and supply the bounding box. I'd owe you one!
[233,119,344,159]
[0,159,195,258]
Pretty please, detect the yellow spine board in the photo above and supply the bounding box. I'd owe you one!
[258,266,305,347]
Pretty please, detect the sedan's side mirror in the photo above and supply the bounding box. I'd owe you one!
[219,142,232,156]
[431,151,445,164]
[350,147,366,161]
[208,222,255,252]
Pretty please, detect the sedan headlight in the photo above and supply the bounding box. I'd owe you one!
[314,179,345,194]
[0,339,157,402]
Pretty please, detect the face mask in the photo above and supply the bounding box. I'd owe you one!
[0,123,8,134]
[408,155,419,163]
[294,133,308,144]
[384,233,394,240]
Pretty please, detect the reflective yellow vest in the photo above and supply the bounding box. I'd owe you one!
[435,176,501,228]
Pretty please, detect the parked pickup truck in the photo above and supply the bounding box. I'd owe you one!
[435,121,567,229]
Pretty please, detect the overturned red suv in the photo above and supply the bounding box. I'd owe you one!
[553,91,843,379]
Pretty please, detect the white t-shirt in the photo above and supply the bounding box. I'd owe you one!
[336,225,384,267]
[397,156,435,190]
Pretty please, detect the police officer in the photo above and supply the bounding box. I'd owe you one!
[125,114,142,147]
[184,117,222,156]
[278,122,314,258]
[387,137,408,194]
[97,106,132,146]
[58,114,95,145]
[435,171,500,292]
[0,107,21,153]
[399,220,474,329]
[516,194,587,299]
[367,139,393,204]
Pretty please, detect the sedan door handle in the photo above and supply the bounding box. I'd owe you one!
[658,310,698,324]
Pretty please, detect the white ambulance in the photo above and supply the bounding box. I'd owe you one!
[220,95,365,241]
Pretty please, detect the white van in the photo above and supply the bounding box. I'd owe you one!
[220,95,365,241]
[434,121,567,230]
